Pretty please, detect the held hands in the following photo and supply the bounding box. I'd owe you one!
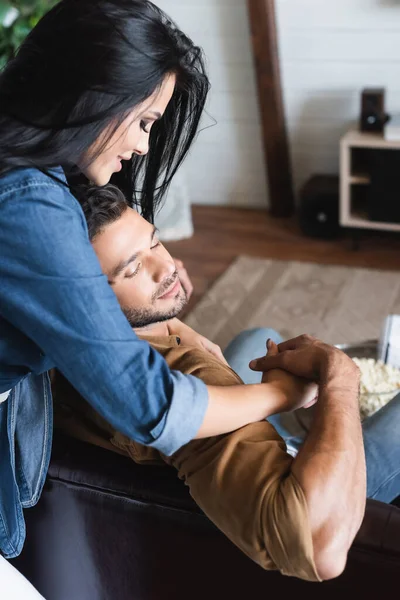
[261,339,319,413]
[250,334,360,390]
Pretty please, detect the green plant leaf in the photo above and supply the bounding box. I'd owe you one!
[0,0,60,63]
[12,19,30,42]
[0,0,59,63]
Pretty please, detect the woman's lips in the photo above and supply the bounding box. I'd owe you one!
[158,279,181,300]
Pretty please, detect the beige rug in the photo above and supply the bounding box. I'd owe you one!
[185,256,400,350]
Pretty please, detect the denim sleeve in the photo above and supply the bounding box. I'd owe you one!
[0,178,208,455]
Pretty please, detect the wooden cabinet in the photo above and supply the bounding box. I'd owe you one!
[340,130,400,232]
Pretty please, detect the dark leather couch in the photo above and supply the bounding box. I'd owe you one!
[12,433,400,600]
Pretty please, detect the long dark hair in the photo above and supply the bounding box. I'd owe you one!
[0,0,209,221]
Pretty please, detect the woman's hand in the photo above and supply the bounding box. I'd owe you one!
[174,258,193,300]
[167,319,229,366]
[261,340,318,412]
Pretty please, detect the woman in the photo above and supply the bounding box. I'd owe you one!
[0,1,282,594]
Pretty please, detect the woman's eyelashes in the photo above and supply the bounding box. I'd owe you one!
[140,120,151,133]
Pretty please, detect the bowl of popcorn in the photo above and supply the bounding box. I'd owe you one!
[336,341,400,420]
[296,341,400,430]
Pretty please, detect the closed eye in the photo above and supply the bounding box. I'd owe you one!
[140,120,151,133]
[125,263,141,278]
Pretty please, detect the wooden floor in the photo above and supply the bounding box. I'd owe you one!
[165,205,400,317]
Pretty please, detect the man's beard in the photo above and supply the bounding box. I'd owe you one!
[122,274,188,329]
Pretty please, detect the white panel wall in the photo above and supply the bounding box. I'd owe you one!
[276,0,400,194]
[156,0,269,207]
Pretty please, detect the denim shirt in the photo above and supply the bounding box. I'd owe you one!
[0,167,208,558]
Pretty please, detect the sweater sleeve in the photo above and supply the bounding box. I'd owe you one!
[0,177,208,455]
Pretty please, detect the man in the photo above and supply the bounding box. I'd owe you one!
[54,185,397,582]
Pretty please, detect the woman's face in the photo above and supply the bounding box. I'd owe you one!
[81,74,176,186]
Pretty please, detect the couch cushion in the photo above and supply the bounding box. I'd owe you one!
[50,431,201,514]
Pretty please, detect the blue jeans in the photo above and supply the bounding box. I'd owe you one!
[224,328,400,504]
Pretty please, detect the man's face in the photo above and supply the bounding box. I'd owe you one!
[92,207,187,328]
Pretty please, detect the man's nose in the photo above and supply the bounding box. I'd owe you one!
[151,254,175,284]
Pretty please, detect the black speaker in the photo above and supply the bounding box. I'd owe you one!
[298,175,342,239]
[360,88,388,133]
[366,149,400,223]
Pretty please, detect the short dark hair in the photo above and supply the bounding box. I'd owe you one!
[80,184,128,241]
[0,0,210,222]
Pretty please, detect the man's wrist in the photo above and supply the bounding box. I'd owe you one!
[319,347,357,379]
[320,355,360,397]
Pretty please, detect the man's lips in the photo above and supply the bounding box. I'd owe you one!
[158,279,181,300]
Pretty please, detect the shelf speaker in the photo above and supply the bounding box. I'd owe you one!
[360,88,388,133]
[298,175,342,239]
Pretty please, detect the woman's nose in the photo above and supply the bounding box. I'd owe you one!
[134,132,149,156]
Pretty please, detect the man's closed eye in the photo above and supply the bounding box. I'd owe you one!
[126,263,141,278]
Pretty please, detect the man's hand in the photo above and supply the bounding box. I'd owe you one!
[250,334,360,389]
[167,319,229,366]
[261,340,318,413]
[174,258,193,300]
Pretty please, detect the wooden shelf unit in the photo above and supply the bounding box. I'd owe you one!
[340,130,400,232]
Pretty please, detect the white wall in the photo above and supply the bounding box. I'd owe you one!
[276,0,400,195]
[156,0,269,208]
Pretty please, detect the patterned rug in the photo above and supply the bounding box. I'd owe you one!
[184,256,400,350]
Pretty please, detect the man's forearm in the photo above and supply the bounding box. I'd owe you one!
[291,371,366,580]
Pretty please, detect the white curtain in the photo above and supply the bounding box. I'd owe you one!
[155,171,194,242]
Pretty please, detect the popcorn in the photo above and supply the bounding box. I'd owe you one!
[352,357,400,419]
